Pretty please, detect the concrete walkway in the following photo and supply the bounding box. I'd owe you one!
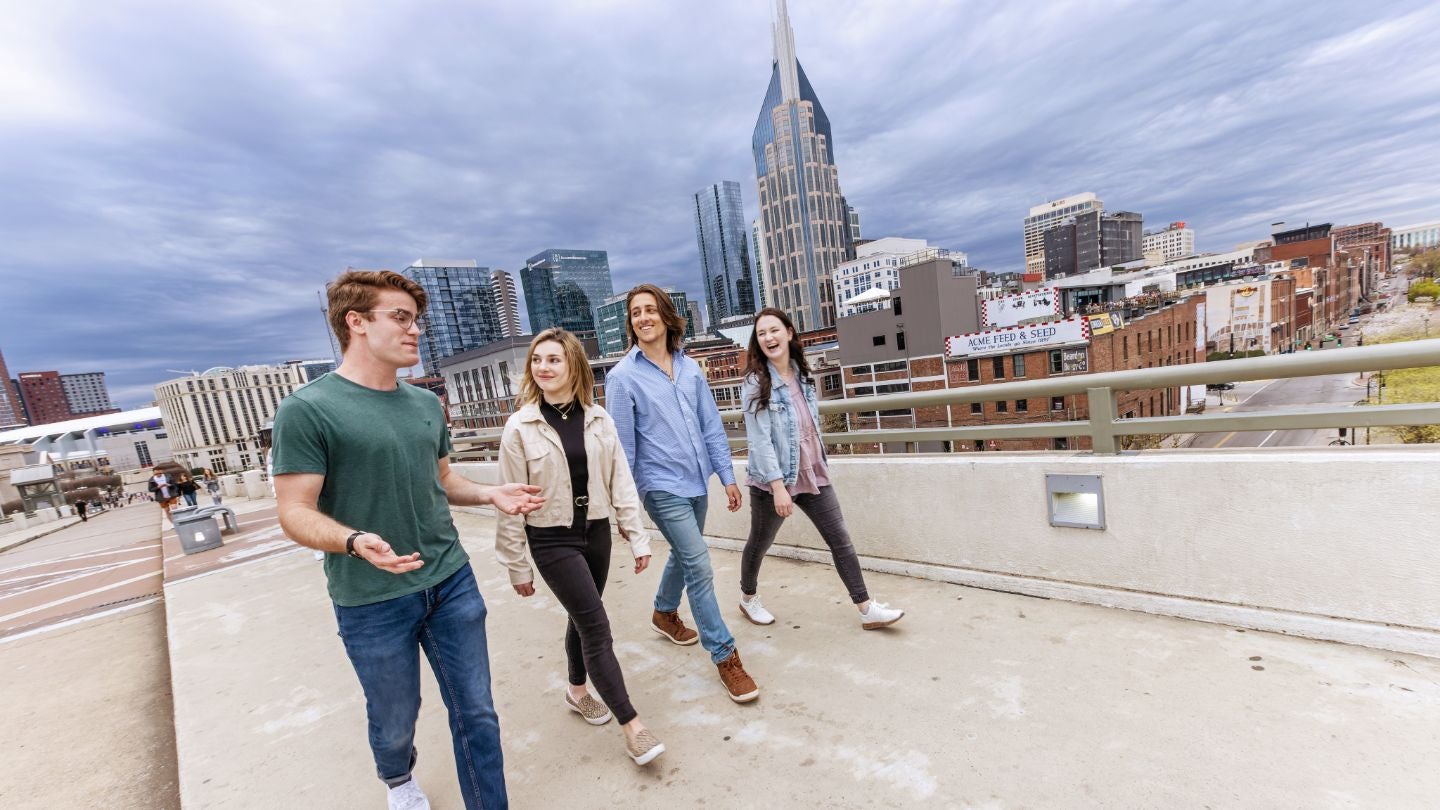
[168,510,1440,808]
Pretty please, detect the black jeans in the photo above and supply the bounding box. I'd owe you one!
[743,485,870,604]
[527,515,637,725]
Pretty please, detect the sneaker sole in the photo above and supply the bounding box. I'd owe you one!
[726,686,760,703]
[862,611,905,630]
[565,695,612,726]
[651,622,699,646]
[738,602,775,625]
[629,741,666,766]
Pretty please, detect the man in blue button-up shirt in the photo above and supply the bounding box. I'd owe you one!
[607,284,760,703]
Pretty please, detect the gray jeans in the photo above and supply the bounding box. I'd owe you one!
[742,484,869,604]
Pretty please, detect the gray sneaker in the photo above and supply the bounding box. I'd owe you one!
[565,690,613,725]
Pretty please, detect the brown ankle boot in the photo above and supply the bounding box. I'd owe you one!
[716,649,759,703]
[651,609,699,646]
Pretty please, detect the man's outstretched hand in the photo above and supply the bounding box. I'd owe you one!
[488,483,544,515]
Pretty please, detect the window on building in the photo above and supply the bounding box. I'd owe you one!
[1051,395,1065,411]
[1054,437,1069,450]
[996,400,1008,413]
[1013,354,1026,377]
[896,332,906,351]
[966,359,979,381]
[973,440,984,451]
[1049,350,1064,374]
[872,335,886,347]
[893,297,902,316]
[992,357,1005,379]
[1123,335,1129,360]
[970,402,982,414]
[1016,399,1028,413]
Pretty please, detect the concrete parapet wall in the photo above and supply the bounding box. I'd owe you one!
[453,447,1440,657]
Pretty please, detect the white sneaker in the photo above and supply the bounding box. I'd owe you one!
[387,779,431,810]
[739,593,775,625]
[859,600,904,630]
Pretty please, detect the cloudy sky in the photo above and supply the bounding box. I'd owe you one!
[3,0,1437,407]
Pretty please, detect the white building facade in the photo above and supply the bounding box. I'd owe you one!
[1142,222,1196,261]
[154,365,307,473]
[835,237,929,317]
[1392,221,1440,252]
[1023,193,1102,273]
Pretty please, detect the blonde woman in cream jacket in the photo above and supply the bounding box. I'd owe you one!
[496,328,664,766]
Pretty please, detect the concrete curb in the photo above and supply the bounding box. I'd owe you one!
[0,517,84,554]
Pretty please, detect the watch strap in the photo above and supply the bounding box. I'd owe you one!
[345,531,366,559]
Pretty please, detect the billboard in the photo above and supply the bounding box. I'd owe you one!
[1085,312,1124,336]
[981,287,1060,329]
[947,316,1091,359]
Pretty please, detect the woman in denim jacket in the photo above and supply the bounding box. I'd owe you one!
[738,307,906,630]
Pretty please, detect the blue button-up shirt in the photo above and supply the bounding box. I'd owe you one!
[606,346,736,499]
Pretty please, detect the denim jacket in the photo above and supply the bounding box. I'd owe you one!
[742,361,823,487]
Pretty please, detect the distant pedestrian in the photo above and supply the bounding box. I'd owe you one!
[150,470,178,520]
[203,469,222,505]
[178,473,199,507]
[76,499,88,522]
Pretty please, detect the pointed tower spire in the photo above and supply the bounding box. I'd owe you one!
[773,0,801,101]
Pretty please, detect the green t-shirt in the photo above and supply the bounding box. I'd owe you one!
[270,372,467,606]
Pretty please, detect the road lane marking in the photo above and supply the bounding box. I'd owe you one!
[1214,431,1237,448]
[1257,430,1279,447]
[0,558,154,599]
[0,597,162,644]
[0,571,162,626]
[0,544,162,575]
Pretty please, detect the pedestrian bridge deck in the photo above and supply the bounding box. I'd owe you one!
[165,504,1440,808]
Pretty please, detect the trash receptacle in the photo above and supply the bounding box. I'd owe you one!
[175,511,223,554]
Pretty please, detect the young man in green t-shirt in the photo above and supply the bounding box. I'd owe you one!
[272,270,543,810]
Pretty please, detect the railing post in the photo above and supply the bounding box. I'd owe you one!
[1087,386,1119,455]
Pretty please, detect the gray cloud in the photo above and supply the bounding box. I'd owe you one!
[2,0,1436,407]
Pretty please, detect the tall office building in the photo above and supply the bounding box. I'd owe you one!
[520,249,614,339]
[1100,212,1143,267]
[594,288,696,357]
[1024,193,1103,274]
[17,371,75,426]
[750,218,769,308]
[59,372,117,416]
[491,269,523,337]
[687,300,706,337]
[694,181,759,327]
[751,0,853,332]
[0,348,24,428]
[401,259,504,374]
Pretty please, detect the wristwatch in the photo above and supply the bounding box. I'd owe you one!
[345,531,368,559]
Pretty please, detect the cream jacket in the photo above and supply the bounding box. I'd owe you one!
[495,402,652,585]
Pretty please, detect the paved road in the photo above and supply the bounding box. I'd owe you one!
[0,504,164,638]
[1188,371,1368,449]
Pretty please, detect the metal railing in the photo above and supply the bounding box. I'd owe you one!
[450,339,1440,458]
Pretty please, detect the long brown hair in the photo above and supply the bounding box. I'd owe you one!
[744,307,811,412]
[519,328,595,408]
[624,283,687,353]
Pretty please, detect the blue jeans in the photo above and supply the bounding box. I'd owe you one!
[644,491,736,664]
[333,563,506,809]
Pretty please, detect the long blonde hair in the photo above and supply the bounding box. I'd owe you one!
[519,328,595,408]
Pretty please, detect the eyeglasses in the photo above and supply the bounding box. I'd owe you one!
[358,308,426,332]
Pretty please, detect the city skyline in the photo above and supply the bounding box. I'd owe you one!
[3,1,1438,406]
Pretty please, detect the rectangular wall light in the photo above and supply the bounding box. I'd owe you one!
[1046,473,1105,530]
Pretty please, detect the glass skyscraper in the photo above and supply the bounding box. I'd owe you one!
[401,259,504,374]
[752,0,854,332]
[520,249,614,339]
[693,181,759,327]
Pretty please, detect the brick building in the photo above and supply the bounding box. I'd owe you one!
[17,371,75,426]
[843,296,1204,453]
